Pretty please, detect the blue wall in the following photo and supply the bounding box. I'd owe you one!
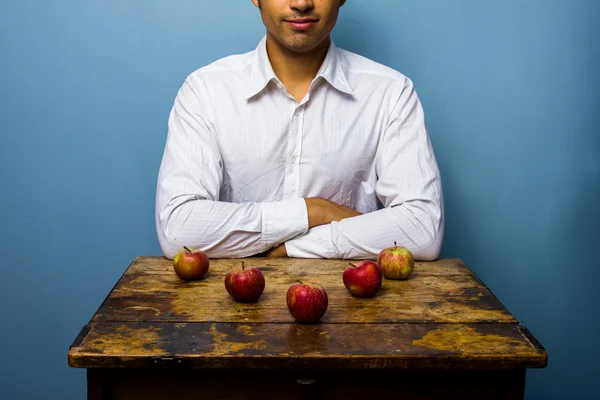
[1,1,598,399]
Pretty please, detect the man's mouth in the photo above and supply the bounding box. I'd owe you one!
[285,18,319,31]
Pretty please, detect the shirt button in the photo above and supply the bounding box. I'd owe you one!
[290,155,298,164]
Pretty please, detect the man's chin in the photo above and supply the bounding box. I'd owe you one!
[280,37,328,54]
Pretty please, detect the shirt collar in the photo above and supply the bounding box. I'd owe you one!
[245,36,354,100]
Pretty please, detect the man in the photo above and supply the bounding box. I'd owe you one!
[155,0,444,260]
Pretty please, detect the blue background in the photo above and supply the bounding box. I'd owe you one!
[1,1,598,399]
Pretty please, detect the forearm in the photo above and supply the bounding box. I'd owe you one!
[285,200,444,260]
[156,197,308,259]
[156,77,309,259]
[304,197,361,228]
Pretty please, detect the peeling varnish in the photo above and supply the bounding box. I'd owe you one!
[88,325,165,356]
[236,325,257,336]
[418,302,514,323]
[412,326,532,354]
[122,306,161,315]
[209,324,268,355]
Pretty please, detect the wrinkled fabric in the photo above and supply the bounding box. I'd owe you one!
[155,37,444,260]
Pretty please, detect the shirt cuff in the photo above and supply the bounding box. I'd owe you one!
[260,198,309,248]
[285,223,339,259]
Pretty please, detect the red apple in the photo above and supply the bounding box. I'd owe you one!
[172,246,209,280]
[224,262,265,303]
[286,281,328,323]
[377,242,415,280]
[343,260,382,297]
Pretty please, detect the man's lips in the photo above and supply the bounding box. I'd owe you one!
[285,19,318,30]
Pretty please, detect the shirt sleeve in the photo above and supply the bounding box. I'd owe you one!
[155,77,308,259]
[285,78,444,260]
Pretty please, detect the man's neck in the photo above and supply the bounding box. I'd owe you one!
[265,34,330,102]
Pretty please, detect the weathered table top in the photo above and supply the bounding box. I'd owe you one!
[68,257,547,370]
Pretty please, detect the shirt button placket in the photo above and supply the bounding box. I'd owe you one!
[292,105,304,197]
[283,106,299,199]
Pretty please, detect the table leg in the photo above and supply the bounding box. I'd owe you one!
[87,369,105,400]
[504,369,526,400]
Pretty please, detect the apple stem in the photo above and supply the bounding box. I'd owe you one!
[184,246,191,252]
[296,279,303,284]
[394,241,397,248]
[242,261,245,270]
[348,263,357,268]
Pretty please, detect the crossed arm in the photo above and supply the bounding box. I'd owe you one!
[261,198,362,257]
[156,78,444,261]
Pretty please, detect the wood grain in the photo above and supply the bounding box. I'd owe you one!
[93,257,514,324]
[69,321,546,369]
[125,256,473,276]
[69,257,547,374]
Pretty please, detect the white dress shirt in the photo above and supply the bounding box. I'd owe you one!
[155,36,444,260]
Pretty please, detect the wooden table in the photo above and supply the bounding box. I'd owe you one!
[68,257,547,399]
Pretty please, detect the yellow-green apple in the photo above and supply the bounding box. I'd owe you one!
[224,262,265,303]
[286,281,328,323]
[377,242,415,280]
[343,260,382,297]
[172,246,209,280]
